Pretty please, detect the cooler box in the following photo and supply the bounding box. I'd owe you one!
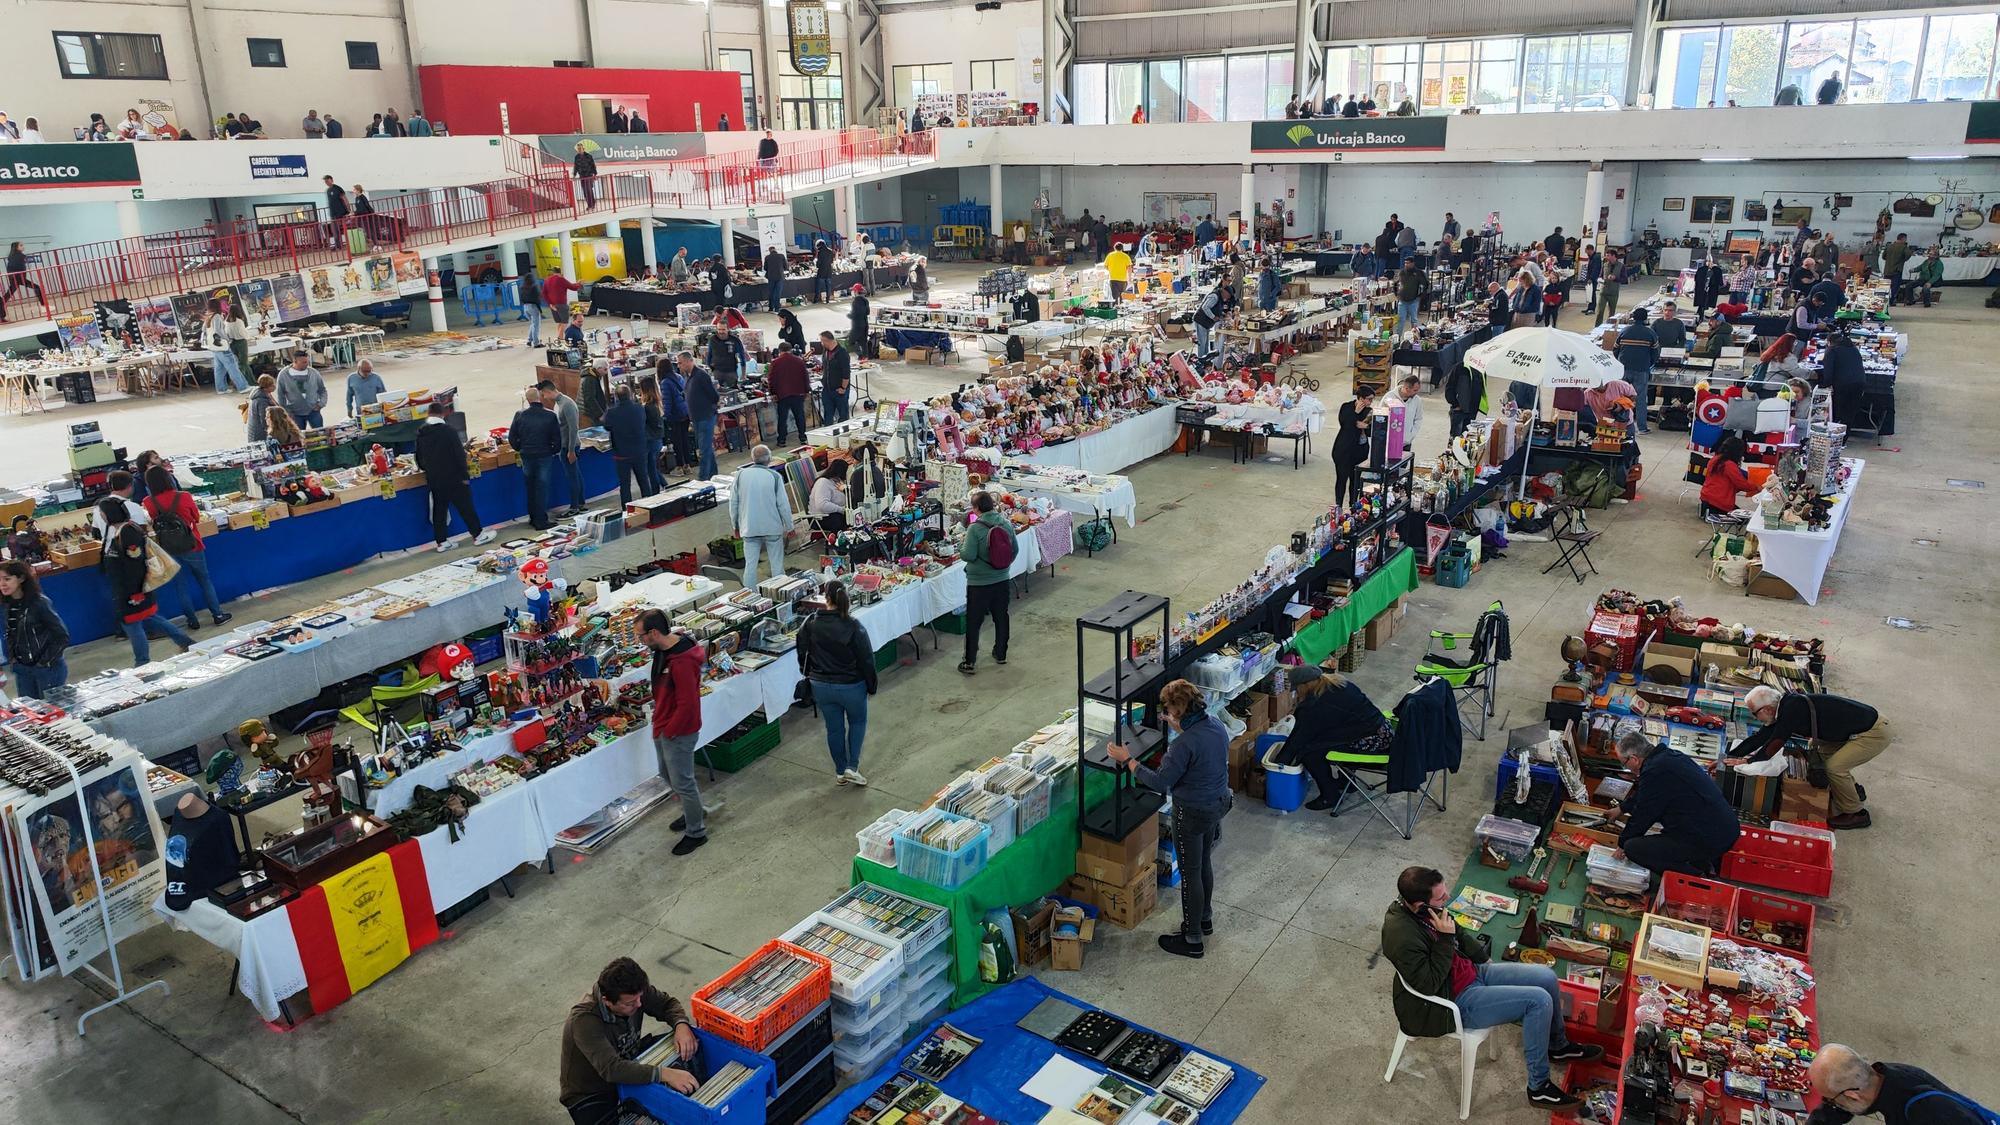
[1257,733,1304,812]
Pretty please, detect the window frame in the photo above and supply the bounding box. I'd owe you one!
[51,30,169,81]
[891,62,955,108]
[247,37,287,69]
[970,57,1015,94]
[345,41,381,71]
[718,47,759,129]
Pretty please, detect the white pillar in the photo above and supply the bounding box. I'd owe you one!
[558,229,575,276]
[1582,163,1606,245]
[424,256,447,331]
[720,218,736,267]
[639,220,658,271]
[500,240,522,286]
[989,164,1004,237]
[1240,166,1256,246]
[841,184,860,246]
[116,200,146,284]
[451,250,471,284]
[604,221,618,239]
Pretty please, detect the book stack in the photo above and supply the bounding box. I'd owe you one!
[1162,1052,1235,1110]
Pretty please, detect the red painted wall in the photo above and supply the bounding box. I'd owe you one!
[418,65,743,136]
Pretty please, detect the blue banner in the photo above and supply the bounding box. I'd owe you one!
[249,153,309,179]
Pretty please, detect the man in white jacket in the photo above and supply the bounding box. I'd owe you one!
[1382,374,1424,442]
[730,445,794,587]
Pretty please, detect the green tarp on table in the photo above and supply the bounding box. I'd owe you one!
[1289,549,1419,666]
[852,771,1115,1008]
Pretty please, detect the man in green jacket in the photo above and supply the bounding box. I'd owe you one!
[1382,866,1601,1110]
[958,490,1018,676]
[1881,233,1912,306]
[1913,248,1945,307]
[559,957,698,1124]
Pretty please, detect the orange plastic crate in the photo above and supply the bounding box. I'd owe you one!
[691,939,833,1052]
[1720,825,1833,898]
[1654,872,1736,932]
[1732,889,1816,961]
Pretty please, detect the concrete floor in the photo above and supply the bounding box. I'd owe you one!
[2,267,1994,1123]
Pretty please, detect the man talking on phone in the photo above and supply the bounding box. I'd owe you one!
[1382,866,1602,1111]
[560,956,701,1124]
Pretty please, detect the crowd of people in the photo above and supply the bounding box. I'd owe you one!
[0,104,440,142]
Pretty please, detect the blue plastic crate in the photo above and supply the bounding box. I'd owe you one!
[619,1028,777,1125]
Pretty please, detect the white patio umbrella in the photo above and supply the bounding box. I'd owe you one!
[1465,326,1625,498]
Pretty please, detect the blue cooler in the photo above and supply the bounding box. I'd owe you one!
[1257,733,1304,813]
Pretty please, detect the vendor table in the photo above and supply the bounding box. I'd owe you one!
[804,977,1266,1125]
[1017,406,1181,474]
[1399,472,1505,556]
[1001,474,1139,528]
[990,319,1085,354]
[1285,248,1354,276]
[1904,255,2000,284]
[1393,324,1502,387]
[1746,458,1863,606]
[853,771,1114,1007]
[41,449,622,646]
[587,265,910,319]
[1287,549,1421,666]
[881,327,953,354]
[1217,302,1348,350]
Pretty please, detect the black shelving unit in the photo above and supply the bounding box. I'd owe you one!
[1321,453,1412,583]
[1076,590,1170,843]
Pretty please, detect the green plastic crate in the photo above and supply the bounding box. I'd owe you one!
[874,641,903,673]
[704,718,781,773]
[931,611,967,635]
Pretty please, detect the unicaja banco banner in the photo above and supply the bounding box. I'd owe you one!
[1249,119,1448,154]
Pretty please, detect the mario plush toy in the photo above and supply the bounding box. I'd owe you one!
[419,641,477,683]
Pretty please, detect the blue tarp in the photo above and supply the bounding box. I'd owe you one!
[804,977,1265,1124]
[43,450,618,645]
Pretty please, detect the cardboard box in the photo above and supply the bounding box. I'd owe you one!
[1011,902,1055,968]
[196,516,220,539]
[335,482,381,505]
[1776,781,1830,824]
[1641,641,1699,683]
[903,346,931,364]
[288,498,341,517]
[1364,609,1398,651]
[1049,906,1094,971]
[53,542,102,569]
[1267,686,1296,723]
[1631,912,1711,990]
[1227,732,1259,792]
[1089,862,1159,929]
[1698,641,1754,675]
[1241,691,1275,728]
[1075,813,1160,887]
[1746,571,1800,600]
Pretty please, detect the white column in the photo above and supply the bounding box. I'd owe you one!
[558,229,575,276]
[720,218,736,266]
[451,250,471,284]
[841,184,860,246]
[116,200,146,283]
[639,220,658,271]
[604,221,618,239]
[1582,163,1606,245]
[989,164,1004,237]
[1240,166,1256,246]
[499,240,522,286]
[424,256,447,331]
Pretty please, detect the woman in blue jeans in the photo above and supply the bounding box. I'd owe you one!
[97,497,194,666]
[142,466,233,630]
[0,561,69,698]
[796,583,877,787]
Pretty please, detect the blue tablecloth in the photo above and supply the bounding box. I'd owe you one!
[804,977,1265,1124]
[42,451,619,645]
[882,327,953,354]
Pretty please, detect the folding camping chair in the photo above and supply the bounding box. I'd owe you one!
[1411,600,1509,741]
[1327,678,1456,840]
[1541,503,1601,584]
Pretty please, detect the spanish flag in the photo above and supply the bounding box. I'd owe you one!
[287,841,439,1013]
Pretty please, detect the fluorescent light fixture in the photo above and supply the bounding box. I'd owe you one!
[1493,159,1535,164]
[1700,157,1752,163]
[1909,154,1968,161]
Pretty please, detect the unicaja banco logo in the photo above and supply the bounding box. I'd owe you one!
[1285,124,1315,145]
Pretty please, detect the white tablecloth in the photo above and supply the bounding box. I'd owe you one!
[1747,458,1864,606]
[528,728,661,846]
[1904,256,1999,282]
[596,573,724,613]
[1205,399,1326,435]
[1002,477,1139,528]
[1018,407,1181,474]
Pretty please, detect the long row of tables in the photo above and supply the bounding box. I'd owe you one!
[587,264,911,319]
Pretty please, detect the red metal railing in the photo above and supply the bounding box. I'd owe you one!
[1,130,934,323]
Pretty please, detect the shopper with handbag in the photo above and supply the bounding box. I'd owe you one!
[97,497,193,667]
[957,491,1017,677]
[797,582,877,787]
[0,560,69,698]
[142,465,233,630]
[1726,686,1887,830]
[1106,678,1232,959]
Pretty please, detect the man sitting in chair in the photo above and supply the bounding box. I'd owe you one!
[1383,866,1602,1111]
[1611,731,1740,877]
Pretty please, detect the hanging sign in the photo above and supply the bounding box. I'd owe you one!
[788,0,833,76]
[1249,117,1448,154]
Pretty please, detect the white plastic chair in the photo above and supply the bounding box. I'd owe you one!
[1384,970,1502,1120]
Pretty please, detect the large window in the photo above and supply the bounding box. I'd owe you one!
[970,58,1015,94]
[1184,57,1225,122]
[1147,60,1183,124]
[1920,12,1998,101]
[780,53,842,130]
[1323,47,1365,108]
[892,63,954,108]
[1369,43,1420,104]
[52,31,168,80]
[1658,13,1998,108]
[1073,61,1107,123]
[718,48,758,129]
[1109,62,1146,122]
[1523,32,1629,111]
[1417,38,1518,113]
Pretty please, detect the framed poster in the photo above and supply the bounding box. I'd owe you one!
[1773,205,1813,226]
[1142,192,1216,227]
[132,296,178,346]
[1743,200,1769,222]
[1661,197,1686,212]
[272,274,312,321]
[1691,196,1734,223]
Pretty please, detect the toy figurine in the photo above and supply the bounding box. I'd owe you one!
[238,718,288,773]
[204,745,246,802]
[420,641,478,682]
[519,558,567,629]
[369,443,392,476]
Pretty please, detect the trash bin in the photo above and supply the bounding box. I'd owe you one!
[1257,733,1304,813]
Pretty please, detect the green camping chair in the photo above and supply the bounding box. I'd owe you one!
[1410,600,1508,741]
[1325,683,1451,841]
[339,676,441,733]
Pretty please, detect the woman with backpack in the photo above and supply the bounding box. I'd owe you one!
[0,560,69,698]
[957,491,1018,676]
[796,582,877,786]
[142,465,232,631]
[98,497,194,667]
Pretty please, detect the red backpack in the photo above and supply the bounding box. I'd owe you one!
[985,524,1016,568]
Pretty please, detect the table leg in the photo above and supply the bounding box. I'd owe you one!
[226,958,242,1002]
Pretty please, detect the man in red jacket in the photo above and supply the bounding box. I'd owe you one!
[766,342,810,443]
[643,609,713,854]
[544,269,581,319]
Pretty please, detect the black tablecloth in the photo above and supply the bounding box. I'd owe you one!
[589,264,909,318]
[1284,250,1353,277]
[1393,324,1502,386]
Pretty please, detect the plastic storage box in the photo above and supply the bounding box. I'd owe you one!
[831,1024,903,1084]
[854,810,913,867]
[831,982,904,1044]
[763,1003,831,1089]
[766,1044,835,1125]
[820,883,951,962]
[898,943,950,989]
[617,1027,778,1125]
[1732,888,1816,961]
[1720,825,1834,897]
[1475,814,1541,862]
[891,810,991,890]
[1653,872,1736,932]
[902,972,953,1025]
[779,915,904,1006]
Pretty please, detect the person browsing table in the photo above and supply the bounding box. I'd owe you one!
[558,957,699,1125]
[1726,686,1887,830]
[1106,678,1232,960]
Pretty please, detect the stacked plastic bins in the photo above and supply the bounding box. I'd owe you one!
[688,941,834,1125]
[762,1003,835,1125]
[804,883,951,1084]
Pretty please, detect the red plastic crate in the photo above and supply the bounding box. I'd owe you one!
[1732,889,1816,961]
[1720,825,1834,898]
[663,550,699,576]
[1654,872,1736,932]
[691,939,833,1052]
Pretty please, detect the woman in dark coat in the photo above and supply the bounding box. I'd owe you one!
[1332,386,1376,508]
[1280,665,1393,811]
[1818,332,1869,429]
[0,560,69,698]
[97,497,193,667]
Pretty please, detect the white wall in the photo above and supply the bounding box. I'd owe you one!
[880,0,1041,104]
[197,0,416,130]
[407,0,586,67]
[595,0,714,70]
[133,137,509,199]
[1630,159,2000,248]
[1324,164,1588,247]
[0,2,216,141]
[2,199,214,254]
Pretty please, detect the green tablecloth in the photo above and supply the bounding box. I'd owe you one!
[852,771,1115,1007]
[1288,549,1419,666]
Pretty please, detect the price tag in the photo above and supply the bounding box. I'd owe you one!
[467,461,482,479]
[250,508,270,531]
[378,480,398,501]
